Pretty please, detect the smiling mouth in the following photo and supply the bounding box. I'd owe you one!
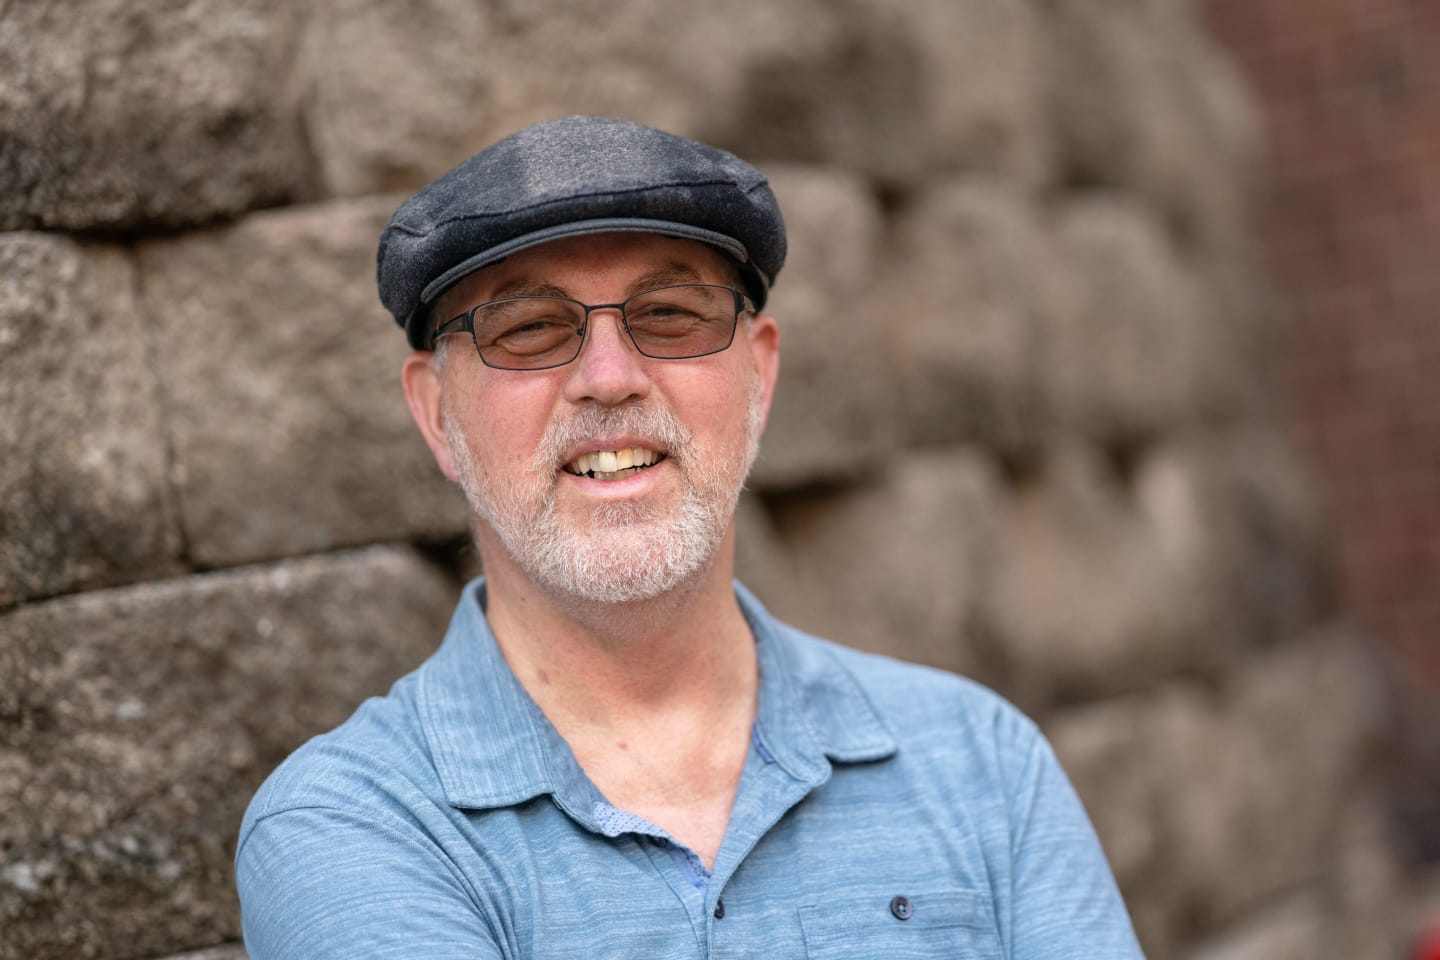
[563,447,667,481]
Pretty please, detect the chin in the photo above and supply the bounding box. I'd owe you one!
[525,519,723,606]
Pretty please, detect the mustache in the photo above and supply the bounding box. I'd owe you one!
[532,401,694,472]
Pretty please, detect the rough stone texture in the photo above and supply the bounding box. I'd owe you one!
[1046,0,1261,253]
[0,2,1400,958]
[1049,630,1381,954]
[296,0,502,197]
[749,167,901,490]
[300,0,1052,197]
[880,180,1063,453]
[1137,429,1322,650]
[1041,694,1158,893]
[300,0,850,197]
[714,4,933,186]
[1185,792,1407,960]
[0,547,456,960]
[979,423,1321,709]
[1043,692,1177,957]
[1157,633,1374,930]
[767,449,1001,681]
[0,234,183,609]
[979,443,1224,708]
[1184,895,1330,960]
[875,0,1056,187]
[731,492,803,613]
[720,0,1059,187]
[134,198,471,569]
[1045,196,1250,444]
[1311,790,1411,960]
[0,0,312,231]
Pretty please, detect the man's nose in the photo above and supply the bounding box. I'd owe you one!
[561,309,653,406]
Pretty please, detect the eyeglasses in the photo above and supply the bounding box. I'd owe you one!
[433,283,753,371]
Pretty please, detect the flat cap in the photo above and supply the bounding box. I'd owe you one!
[377,116,787,349]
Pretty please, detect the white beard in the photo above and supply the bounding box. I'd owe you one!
[443,378,763,605]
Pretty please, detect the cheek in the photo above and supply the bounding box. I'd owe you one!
[450,377,554,470]
[671,364,757,448]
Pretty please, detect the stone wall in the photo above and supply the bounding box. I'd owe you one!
[0,2,1408,958]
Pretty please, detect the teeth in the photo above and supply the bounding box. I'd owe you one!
[566,447,662,477]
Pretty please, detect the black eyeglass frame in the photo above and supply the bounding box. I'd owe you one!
[432,283,754,371]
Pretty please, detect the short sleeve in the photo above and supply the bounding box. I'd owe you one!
[237,805,504,960]
[1004,722,1147,959]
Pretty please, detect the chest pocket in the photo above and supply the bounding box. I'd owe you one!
[798,888,1003,960]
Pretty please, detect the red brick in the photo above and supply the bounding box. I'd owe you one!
[1210,0,1440,801]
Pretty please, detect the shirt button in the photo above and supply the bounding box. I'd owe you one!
[713,898,725,919]
[890,895,912,921]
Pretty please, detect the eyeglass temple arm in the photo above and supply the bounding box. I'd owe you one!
[431,312,471,343]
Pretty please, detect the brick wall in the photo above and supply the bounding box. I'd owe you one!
[1203,0,1440,861]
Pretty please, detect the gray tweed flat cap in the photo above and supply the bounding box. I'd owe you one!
[377,116,787,350]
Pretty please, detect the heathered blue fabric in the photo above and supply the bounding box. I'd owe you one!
[236,580,1145,959]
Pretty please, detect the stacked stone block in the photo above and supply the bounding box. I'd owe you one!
[0,1,1405,958]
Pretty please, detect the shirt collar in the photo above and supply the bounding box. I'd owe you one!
[417,578,897,816]
[736,581,897,778]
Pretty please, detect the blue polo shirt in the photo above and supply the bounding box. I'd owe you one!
[236,580,1143,959]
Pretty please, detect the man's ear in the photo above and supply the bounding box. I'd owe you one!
[746,312,781,429]
[401,351,460,484]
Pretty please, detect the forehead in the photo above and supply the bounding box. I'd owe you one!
[436,233,738,312]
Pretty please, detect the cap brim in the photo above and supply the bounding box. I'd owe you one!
[420,218,752,304]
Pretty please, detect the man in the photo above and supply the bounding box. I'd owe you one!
[236,116,1144,959]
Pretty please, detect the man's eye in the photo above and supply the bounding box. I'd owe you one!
[629,305,705,336]
[492,319,575,353]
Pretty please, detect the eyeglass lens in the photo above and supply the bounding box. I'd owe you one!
[471,284,741,370]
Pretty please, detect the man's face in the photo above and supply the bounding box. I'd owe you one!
[410,233,780,605]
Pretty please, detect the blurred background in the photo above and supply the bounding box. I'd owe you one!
[1,1,1436,958]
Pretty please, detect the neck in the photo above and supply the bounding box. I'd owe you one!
[476,528,758,724]
[476,526,760,869]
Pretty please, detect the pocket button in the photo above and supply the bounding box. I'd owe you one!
[889,895,912,921]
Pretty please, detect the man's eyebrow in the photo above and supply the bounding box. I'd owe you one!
[629,263,708,293]
[487,279,571,300]
[476,262,715,305]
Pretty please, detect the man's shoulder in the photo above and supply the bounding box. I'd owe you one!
[766,616,1042,755]
[239,668,440,844]
[239,582,492,845]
